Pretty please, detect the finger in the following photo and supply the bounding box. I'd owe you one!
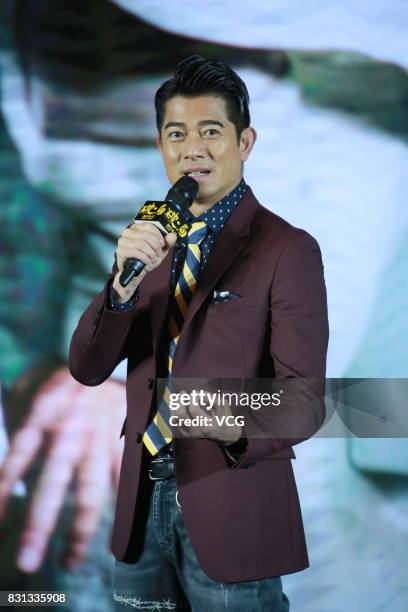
[118,235,160,261]
[117,246,158,267]
[213,397,230,417]
[62,431,110,569]
[140,223,166,242]
[129,222,166,244]
[164,233,177,250]
[122,227,165,250]
[187,401,204,419]
[174,422,194,440]
[0,427,43,520]
[15,415,84,573]
[124,242,160,264]
[117,240,158,264]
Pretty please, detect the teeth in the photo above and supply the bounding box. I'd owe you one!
[187,171,208,176]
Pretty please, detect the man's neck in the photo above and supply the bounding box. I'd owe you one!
[189,201,214,217]
[189,178,243,217]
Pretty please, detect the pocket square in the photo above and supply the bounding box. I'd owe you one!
[212,290,241,302]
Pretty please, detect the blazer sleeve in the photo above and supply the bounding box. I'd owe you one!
[269,228,329,380]
[68,260,150,386]
[230,228,329,469]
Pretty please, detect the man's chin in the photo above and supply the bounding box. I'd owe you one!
[195,185,218,203]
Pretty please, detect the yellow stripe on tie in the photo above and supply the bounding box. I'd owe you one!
[156,412,173,439]
[142,431,158,455]
[182,261,197,289]
[174,290,189,318]
[163,386,171,403]
[189,243,201,261]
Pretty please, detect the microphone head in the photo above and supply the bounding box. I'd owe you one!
[165,176,199,211]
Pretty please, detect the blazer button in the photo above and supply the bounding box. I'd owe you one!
[148,378,154,389]
[136,432,142,443]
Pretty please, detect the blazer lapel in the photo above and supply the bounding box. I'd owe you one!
[180,187,258,336]
[149,186,259,350]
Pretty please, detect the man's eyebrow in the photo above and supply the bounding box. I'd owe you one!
[163,119,225,130]
[163,121,184,131]
[198,119,224,128]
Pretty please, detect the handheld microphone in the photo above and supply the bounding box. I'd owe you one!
[119,176,199,287]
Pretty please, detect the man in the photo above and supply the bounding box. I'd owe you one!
[69,55,329,611]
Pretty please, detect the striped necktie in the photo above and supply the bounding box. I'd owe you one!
[143,221,209,455]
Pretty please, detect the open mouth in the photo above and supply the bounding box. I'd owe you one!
[184,170,211,177]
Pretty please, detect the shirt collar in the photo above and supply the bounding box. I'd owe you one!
[186,177,247,234]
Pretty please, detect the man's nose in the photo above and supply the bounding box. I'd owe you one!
[183,133,206,159]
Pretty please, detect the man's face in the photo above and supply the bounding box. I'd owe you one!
[157,95,256,210]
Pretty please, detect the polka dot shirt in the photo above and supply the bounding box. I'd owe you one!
[170,177,248,292]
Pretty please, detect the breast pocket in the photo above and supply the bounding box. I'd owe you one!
[207,295,257,316]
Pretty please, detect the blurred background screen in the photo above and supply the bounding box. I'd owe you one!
[1,1,407,610]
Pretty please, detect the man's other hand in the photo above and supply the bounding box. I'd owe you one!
[171,390,243,445]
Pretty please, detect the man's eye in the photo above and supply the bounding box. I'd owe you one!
[203,129,219,136]
[169,131,183,139]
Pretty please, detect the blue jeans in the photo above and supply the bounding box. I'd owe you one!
[112,477,290,611]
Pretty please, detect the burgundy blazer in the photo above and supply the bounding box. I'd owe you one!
[69,187,329,582]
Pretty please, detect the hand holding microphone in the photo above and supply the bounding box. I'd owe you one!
[112,176,198,303]
[111,223,174,302]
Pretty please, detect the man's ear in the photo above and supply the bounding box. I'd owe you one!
[156,134,162,152]
[239,127,257,161]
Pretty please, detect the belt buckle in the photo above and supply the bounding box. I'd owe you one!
[148,468,164,481]
[148,456,173,480]
[150,457,164,465]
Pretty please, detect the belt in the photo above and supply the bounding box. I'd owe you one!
[148,444,175,480]
[148,457,174,480]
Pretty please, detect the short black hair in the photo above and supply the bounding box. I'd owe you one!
[155,55,250,141]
